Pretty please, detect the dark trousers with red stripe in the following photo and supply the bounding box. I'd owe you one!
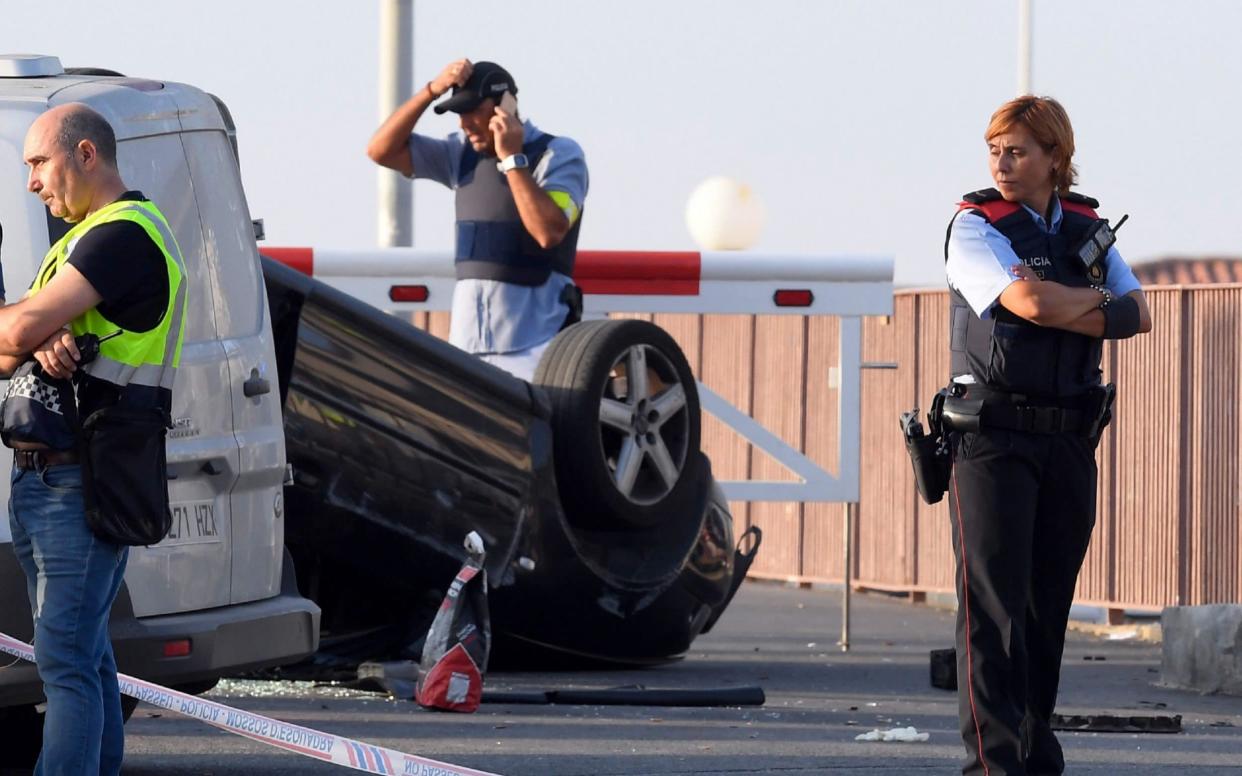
[948,426,1097,776]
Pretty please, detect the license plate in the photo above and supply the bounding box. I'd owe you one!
[164,500,221,545]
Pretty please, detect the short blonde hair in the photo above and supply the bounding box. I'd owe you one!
[985,95,1077,193]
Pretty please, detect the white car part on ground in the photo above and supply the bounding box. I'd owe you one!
[854,726,931,742]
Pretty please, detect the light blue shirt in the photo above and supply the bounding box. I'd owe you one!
[408,121,589,355]
[945,197,1140,320]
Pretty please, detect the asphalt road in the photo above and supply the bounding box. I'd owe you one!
[9,583,1242,775]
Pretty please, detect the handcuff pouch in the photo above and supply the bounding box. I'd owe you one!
[941,395,985,434]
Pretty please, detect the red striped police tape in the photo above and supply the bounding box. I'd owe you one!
[0,632,501,776]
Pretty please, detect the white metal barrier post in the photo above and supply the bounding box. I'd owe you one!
[262,247,894,650]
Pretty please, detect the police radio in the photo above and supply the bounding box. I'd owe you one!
[75,330,122,367]
[1071,213,1129,272]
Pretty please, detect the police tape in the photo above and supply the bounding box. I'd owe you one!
[0,632,501,776]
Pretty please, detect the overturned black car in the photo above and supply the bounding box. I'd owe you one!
[262,258,759,664]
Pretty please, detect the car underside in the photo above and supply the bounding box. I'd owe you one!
[262,257,758,665]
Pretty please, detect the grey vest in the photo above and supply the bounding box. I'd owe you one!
[454,134,581,286]
[945,189,1107,399]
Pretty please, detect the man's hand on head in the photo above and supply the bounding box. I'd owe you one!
[490,107,524,160]
[431,58,472,97]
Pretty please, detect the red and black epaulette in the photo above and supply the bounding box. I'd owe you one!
[956,188,1021,223]
[956,187,1100,222]
[1058,191,1100,219]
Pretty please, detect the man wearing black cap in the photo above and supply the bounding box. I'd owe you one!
[367,58,588,380]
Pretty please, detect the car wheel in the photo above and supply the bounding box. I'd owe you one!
[534,319,702,529]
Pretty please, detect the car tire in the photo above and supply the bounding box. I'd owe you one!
[534,319,702,529]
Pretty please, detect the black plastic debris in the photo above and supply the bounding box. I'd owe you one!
[930,647,956,691]
[1051,713,1182,734]
[480,685,766,707]
[351,661,764,707]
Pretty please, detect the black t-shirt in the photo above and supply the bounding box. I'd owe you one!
[63,191,169,333]
[56,192,174,416]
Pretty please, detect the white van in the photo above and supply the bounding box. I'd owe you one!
[0,54,319,761]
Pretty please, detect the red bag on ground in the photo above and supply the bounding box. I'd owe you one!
[415,531,490,712]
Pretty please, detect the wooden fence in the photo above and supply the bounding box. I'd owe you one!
[416,284,1242,613]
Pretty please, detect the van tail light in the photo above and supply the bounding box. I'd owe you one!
[162,639,192,658]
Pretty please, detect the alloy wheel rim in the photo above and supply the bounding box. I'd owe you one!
[598,344,690,505]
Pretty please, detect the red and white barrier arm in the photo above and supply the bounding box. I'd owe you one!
[261,248,893,317]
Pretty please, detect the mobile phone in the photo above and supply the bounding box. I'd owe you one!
[498,91,518,117]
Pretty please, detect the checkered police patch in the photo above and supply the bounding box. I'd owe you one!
[5,373,64,416]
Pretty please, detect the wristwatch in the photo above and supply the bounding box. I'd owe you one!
[499,153,529,173]
[1090,283,1114,308]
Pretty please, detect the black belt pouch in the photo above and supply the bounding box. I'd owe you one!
[941,396,984,434]
[79,406,172,546]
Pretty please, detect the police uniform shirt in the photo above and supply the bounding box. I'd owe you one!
[946,197,1141,320]
[407,120,589,355]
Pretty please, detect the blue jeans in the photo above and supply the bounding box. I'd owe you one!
[8,463,129,776]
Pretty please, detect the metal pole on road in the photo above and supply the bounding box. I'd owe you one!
[378,0,413,247]
[841,502,852,651]
[840,359,896,652]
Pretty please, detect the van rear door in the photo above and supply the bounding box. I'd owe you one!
[174,117,286,605]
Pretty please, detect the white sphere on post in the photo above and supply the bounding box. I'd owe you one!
[685,176,765,251]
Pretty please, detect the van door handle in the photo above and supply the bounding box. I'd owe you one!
[243,368,271,397]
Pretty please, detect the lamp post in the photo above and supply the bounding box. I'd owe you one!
[1018,0,1032,95]
[377,0,413,247]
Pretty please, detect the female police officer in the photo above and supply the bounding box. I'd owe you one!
[943,95,1152,775]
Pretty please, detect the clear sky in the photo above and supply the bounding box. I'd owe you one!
[4,0,1240,287]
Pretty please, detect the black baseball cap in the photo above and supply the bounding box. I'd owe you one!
[433,62,517,115]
